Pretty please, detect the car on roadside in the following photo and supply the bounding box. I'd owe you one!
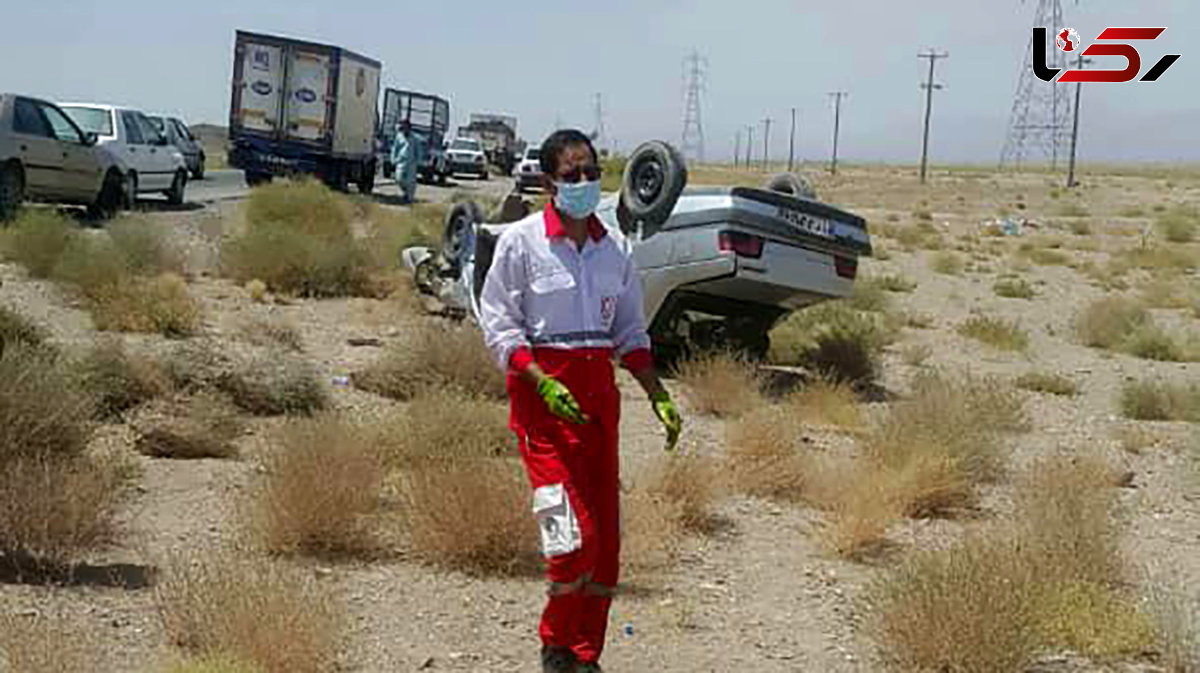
[147,114,205,180]
[512,146,541,192]
[60,103,189,206]
[444,137,488,180]
[0,93,127,220]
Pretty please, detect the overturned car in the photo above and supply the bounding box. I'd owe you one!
[403,141,872,363]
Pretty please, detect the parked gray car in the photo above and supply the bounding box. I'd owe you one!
[0,93,126,220]
[147,115,205,180]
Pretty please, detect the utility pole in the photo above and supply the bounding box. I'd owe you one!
[918,49,948,184]
[745,125,755,170]
[1066,52,1092,189]
[828,91,847,175]
[788,107,797,172]
[761,117,773,171]
[734,129,741,169]
[681,51,708,163]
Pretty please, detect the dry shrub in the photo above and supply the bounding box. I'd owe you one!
[871,273,916,293]
[89,273,202,337]
[900,343,932,367]
[0,345,93,462]
[1140,276,1195,310]
[1112,425,1164,454]
[1157,205,1198,243]
[136,392,243,460]
[0,455,128,565]
[246,279,268,303]
[769,302,893,386]
[77,338,168,419]
[673,350,764,418]
[727,404,814,501]
[236,316,303,352]
[1120,379,1200,422]
[165,653,265,673]
[0,304,48,354]
[789,377,861,430]
[994,277,1036,299]
[862,372,1026,516]
[821,459,904,559]
[870,455,1154,670]
[1120,323,1194,362]
[248,415,385,557]
[398,457,535,575]
[1145,578,1200,673]
[957,315,1029,352]
[375,389,511,468]
[642,453,725,534]
[1023,246,1071,266]
[353,320,504,401]
[930,251,964,275]
[0,610,102,672]
[1015,371,1078,396]
[1076,295,1149,350]
[107,215,184,275]
[156,551,339,673]
[0,208,75,277]
[218,350,327,416]
[223,180,375,297]
[51,232,128,295]
[868,535,1042,672]
[847,278,892,312]
[621,483,684,577]
[363,202,444,267]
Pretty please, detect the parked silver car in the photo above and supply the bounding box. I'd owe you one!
[0,93,126,220]
[147,114,205,180]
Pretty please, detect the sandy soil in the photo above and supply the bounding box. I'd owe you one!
[1,167,1197,672]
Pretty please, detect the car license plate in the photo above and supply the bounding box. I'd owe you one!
[777,207,833,239]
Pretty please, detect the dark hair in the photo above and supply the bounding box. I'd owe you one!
[539,129,598,176]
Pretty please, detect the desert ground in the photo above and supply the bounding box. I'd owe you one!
[0,162,1197,673]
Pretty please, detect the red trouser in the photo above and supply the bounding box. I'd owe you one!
[508,347,621,665]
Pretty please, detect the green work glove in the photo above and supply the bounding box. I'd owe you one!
[537,376,588,425]
[650,391,683,452]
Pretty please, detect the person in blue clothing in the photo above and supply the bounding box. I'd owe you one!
[391,120,417,204]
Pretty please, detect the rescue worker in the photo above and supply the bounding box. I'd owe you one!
[391,120,417,203]
[479,129,683,673]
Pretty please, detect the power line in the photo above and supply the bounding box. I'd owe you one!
[918,49,948,184]
[1001,0,1078,168]
[761,117,773,171]
[828,91,848,175]
[1066,52,1092,188]
[681,50,707,163]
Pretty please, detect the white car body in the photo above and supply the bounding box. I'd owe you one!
[59,103,188,200]
[0,93,120,215]
[512,147,541,192]
[444,137,487,179]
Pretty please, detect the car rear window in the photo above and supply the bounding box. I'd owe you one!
[62,106,114,137]
[450,139,480,151]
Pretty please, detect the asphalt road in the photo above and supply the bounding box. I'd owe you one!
[183,169,515,206]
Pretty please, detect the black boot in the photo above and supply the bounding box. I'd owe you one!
[541,645,576,673]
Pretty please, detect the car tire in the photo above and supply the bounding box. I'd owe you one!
[166,170,187,206]
[88,169,125,221]
[442,201,484,271]
[245,172,272,188]
[0,163,25,222]
[619,140,688,231]
[764,172,817,200]
[124,172,139,210]
[193,154,205,181]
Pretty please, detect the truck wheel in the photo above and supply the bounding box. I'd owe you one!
[166,170,187,206]
[619,140,687,230]
[245,172,272,188]
[0,163,25,222]
[358,164,376,196]
[764,173,817,200]
[442,201,484,271]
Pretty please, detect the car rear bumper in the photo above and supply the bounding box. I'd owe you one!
[448,160,486,174]
[516,172,542,187]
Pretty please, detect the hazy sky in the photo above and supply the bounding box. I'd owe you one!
[3,0,1194,163]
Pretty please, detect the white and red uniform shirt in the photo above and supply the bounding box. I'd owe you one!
[479,204,654,374]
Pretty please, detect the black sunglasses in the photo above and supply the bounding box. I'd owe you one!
[556,164,603,183]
